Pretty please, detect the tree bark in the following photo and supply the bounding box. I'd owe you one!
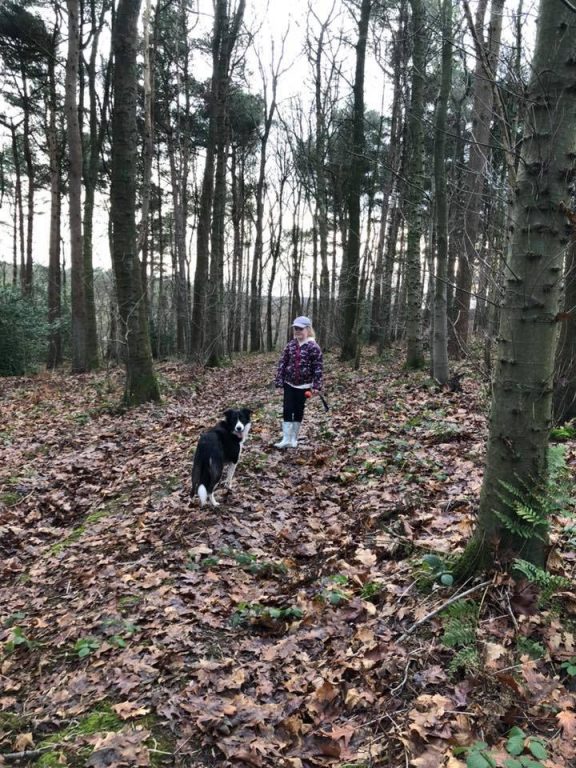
[404,0,426,369]
[47,26,62,370]
[206,0,246,366]
[371,0,407,346]
[431,0,452,385]
[249,44,282,352]
[451,0,505,357]
[66,0,87,372]
[553,207,576,424]
[340,0,371,361]
[110,0,160,406]
[455,0,576,578]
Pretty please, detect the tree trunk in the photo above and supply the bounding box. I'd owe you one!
[404,0,426,369]
[167,139,190,356]
[66,0,87,372]
[249,49,281,352]
[553,209,576,424]
[207,0,245,365]
[451,0,505,357]
[47,28,62,370]
[307,4,337,349]
[455,0,576,578]
[110,0,160,406]
[82,0,110,371]
[206,130,228,366]
[340,0,371,361]
[431,0,452,384]
[191,0,245,361]
[371,1,407,346]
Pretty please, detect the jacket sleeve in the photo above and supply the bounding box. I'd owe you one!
[311,344,324,391]
[274,344,290,387]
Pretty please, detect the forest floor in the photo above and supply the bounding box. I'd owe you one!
[1,350,576,768]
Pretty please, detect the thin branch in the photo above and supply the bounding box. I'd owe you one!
[1,747,54,763]
[398,580,492,642]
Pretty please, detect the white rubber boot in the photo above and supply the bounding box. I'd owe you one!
[290,422,301,448]
[274,422,292,448]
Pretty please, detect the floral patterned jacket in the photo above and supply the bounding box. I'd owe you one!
[275,339,324,391]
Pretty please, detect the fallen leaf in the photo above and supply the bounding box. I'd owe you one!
[557,708,576,738]
[13,733,34,752]
[112,701,151,720]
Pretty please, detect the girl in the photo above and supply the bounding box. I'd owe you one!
[274,316,324,448]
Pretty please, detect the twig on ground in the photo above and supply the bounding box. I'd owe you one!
[390,658,413,694]
[398,579,492,642]
[1,746,54,763]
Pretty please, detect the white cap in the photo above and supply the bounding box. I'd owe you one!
[292,316,312,328]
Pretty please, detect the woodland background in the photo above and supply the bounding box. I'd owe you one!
[1,0,576,766]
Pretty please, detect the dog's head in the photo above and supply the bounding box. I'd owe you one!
[223,408,252,440]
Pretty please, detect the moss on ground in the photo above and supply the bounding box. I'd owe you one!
[32,704,175,767]
[49,497,129,555]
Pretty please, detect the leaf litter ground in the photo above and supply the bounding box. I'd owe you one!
[1,352,575,767]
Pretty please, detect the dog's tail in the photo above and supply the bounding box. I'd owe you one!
[197,484,208,506]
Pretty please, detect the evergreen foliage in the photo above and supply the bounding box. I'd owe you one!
[0,286,52,375]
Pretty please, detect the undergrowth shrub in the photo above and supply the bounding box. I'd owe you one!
[0,287,51,375]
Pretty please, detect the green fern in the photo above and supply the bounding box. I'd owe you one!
[513,559,571,598]
[495,446,573,543]
[442,623,476,648]
[449,646,480,674]
[441,600,479,653]
[444,599,479,621]
[495,480,549,541]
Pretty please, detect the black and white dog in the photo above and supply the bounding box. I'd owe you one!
[191,408,252,507]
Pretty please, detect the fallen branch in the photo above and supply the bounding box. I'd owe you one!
[398,579,492,642]
[1,746,54,763]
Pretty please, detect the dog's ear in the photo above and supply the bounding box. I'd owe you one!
[241,407,252,420]
[223,408,234,419]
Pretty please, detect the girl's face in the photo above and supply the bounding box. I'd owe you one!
[293,326,309,341]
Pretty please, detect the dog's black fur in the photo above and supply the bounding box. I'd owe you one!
[191,408,252,507]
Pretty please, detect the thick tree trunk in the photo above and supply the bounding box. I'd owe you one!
[455,0,576,578]
[110,0,160,406]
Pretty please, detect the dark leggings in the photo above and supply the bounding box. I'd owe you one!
[283,384,307,422]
